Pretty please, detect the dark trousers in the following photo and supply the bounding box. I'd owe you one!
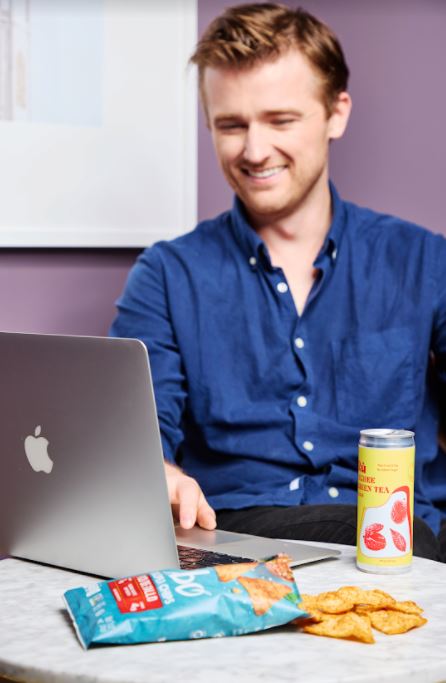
[216,504,446,563]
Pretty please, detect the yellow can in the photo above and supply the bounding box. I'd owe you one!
[356,429,415,574]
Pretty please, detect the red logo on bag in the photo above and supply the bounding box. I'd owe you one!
[109,575,163,613]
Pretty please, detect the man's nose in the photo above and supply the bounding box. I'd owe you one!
[242,124,270,164]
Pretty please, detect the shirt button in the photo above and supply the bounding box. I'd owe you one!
[289,477,300,491]
[249,256,257,266]
[295,337,304,349]
[297,396,307,408]
[277,282,288,294]
[328,487,339,498]
[303,440,314,451]
[332,248,337,261]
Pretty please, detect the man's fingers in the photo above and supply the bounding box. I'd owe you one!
[164,460,216,530]
[197,495,217,530]
[176,479,216,530]
[176,475,203,529]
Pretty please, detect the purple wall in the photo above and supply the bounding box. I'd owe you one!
[0,0,445,338]
[0,250,138,336]
[198,0,446,237]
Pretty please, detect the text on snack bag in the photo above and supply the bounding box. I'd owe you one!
[168,569,212,598]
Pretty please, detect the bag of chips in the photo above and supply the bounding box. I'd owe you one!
[64,555,307,649]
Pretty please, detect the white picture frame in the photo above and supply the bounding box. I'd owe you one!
[0,0,197,247]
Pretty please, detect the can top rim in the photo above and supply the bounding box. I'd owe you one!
[360,428,414,438]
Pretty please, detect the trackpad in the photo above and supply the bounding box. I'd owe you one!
[175,525,253,546]
[215,538,307,560]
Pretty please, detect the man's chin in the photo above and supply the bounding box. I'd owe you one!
[239,197,292,224]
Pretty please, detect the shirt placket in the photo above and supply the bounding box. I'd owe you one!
[270,247,336,476]
[267,265,315,456]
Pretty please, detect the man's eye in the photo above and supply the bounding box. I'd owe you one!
[218,123,245,131]
[271,119,295,126]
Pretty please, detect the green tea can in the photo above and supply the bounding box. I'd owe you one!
[356,429,415,574]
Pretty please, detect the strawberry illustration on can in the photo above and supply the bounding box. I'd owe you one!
[357,429,415,574]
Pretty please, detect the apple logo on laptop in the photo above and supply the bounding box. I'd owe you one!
[24,425,54,473]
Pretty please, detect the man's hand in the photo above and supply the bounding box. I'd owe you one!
[164,461,216,530]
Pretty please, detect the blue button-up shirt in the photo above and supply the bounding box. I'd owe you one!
[110,184,446,534]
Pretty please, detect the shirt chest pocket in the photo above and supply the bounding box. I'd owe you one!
[331,327,415,428]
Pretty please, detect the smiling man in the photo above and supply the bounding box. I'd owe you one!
[110,3,446,561]
[202,43,350,316]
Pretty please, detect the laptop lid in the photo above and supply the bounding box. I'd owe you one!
[0,332,180,577]
[0,332,340,577]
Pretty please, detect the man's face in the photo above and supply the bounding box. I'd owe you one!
[203,49,350,226]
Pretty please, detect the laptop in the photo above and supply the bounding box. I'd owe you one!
[0,331,340,577]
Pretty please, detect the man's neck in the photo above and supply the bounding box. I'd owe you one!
[246,180,332,315]
[252,181,332,259]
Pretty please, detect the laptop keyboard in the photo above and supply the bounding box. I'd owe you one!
[177,544,253,570]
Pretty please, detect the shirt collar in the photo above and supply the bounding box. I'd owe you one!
[230,195,265,264]
[315,181,345,265]
[229,180,346,266]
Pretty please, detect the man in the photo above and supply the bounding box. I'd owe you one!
[110,3,446,560]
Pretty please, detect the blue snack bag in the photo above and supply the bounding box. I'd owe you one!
[64,555,308,648]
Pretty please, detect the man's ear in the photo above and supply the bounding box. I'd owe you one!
[327,91,352,140]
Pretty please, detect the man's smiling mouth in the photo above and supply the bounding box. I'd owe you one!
[242,165,286,179]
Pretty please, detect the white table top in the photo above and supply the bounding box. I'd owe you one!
[1,544,445,683]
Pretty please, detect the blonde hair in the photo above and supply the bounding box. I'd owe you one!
[190,3,349,115]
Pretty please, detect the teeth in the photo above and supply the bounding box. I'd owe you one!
[246,166,284,178]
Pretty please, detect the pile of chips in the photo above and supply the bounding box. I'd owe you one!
[295,585,427,644]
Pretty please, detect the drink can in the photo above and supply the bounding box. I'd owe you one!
[356,428,415,574]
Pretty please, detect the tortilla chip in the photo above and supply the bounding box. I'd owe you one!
[214,562,258,582]
[315,590,355,614]
[238,576,292,616]
[265,555,294,582]
[338,586,395,611]
[369,609,427,635]
[337,586,369,605]
[392,600,424,615]
[297,595,324,622]
[303,612,375,644]
[299,593,318,608]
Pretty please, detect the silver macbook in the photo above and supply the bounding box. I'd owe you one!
[0,331,340,577]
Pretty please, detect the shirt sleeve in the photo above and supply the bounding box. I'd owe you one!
[109,247,187,463]
[432,234,446,391]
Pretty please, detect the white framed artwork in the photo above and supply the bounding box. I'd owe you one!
[0,0,197,246]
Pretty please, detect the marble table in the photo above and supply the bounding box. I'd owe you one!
[1,543,446,683]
